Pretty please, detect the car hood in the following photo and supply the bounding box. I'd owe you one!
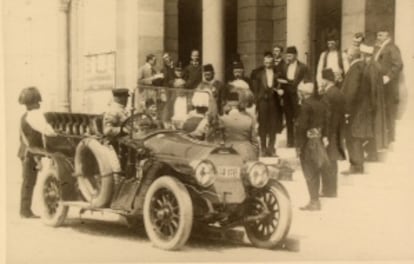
[143,131,217,162]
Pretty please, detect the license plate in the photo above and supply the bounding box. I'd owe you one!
[217,166,240,179]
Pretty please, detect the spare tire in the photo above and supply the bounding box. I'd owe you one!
[74,138,117,207]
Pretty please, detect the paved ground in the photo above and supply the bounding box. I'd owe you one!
[6,120,414,263]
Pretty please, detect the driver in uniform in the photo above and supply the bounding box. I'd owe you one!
[103,88,131,185]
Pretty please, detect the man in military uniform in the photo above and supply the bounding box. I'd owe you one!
[18,86,56,218]
[296,82,327,211]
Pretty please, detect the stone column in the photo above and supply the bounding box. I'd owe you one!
[58,0,71,111]
[202,0,225,81]
[116,0,139,90]
[286,0,311,63]
[341,0,366,50]
[395,0,414,119]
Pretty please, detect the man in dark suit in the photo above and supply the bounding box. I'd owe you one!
[281,46,310,147]
[341,47,366,174]
[374,29,403,143]
[252,52,284,157]
[320,69,346,197]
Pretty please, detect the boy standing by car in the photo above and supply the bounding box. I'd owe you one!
[18,86,56,218]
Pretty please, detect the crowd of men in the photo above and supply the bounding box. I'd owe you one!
[133,28,403,211]
[17,28,403,218]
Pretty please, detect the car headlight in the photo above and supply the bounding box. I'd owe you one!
[194,160,216,187]
[247,162,269,188]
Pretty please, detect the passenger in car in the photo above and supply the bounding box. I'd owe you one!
[144,98,163,129]
[18,86,56,218]
[220,91,259,161]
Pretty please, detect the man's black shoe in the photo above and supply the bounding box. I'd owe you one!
[299,200,321,211]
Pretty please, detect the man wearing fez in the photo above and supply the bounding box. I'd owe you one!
[316,32,349,87]
[374,29,403,143]
[183,49,202,90]
[361,44,388,161]
[196,64,224,116]
[295,82,327,211]
[281,46,310,148]
[341,47,366,174]
[251,52,284,157]
[18,87,56,218]
[319,68,346,197]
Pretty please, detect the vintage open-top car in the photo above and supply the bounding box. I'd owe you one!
[32,91,292,250]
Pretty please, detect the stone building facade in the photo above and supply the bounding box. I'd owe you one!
[4,0,414,114]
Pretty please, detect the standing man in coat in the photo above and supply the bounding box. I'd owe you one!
[319,69,346,197]
[341,47,367,174]
[374,29,403,143]
[281,46,310,147]
[361,44,389,160]
[296,82,327,211]
[252,52,284,157]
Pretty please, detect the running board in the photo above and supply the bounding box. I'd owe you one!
[62,201,128,215]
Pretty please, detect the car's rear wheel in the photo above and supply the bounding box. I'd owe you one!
[244,182,292,248]
[38,166,69,227]
[143,176,193,250]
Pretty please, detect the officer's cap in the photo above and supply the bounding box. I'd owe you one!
[112,88,130,97]
[18,86,42,106]
[203,64,214,72]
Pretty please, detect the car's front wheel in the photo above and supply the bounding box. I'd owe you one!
[38,166,69,227]
[143,176,193,250]
[244,181,292,248]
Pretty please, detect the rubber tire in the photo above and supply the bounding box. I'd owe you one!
[75,138,114,207]
[143,176,193,250]
[244,182,292,249]
[38,167,69,227]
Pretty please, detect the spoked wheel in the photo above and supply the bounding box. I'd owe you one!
[143,176,193,250]
[244,182,292,248]
[38,167,69,227]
